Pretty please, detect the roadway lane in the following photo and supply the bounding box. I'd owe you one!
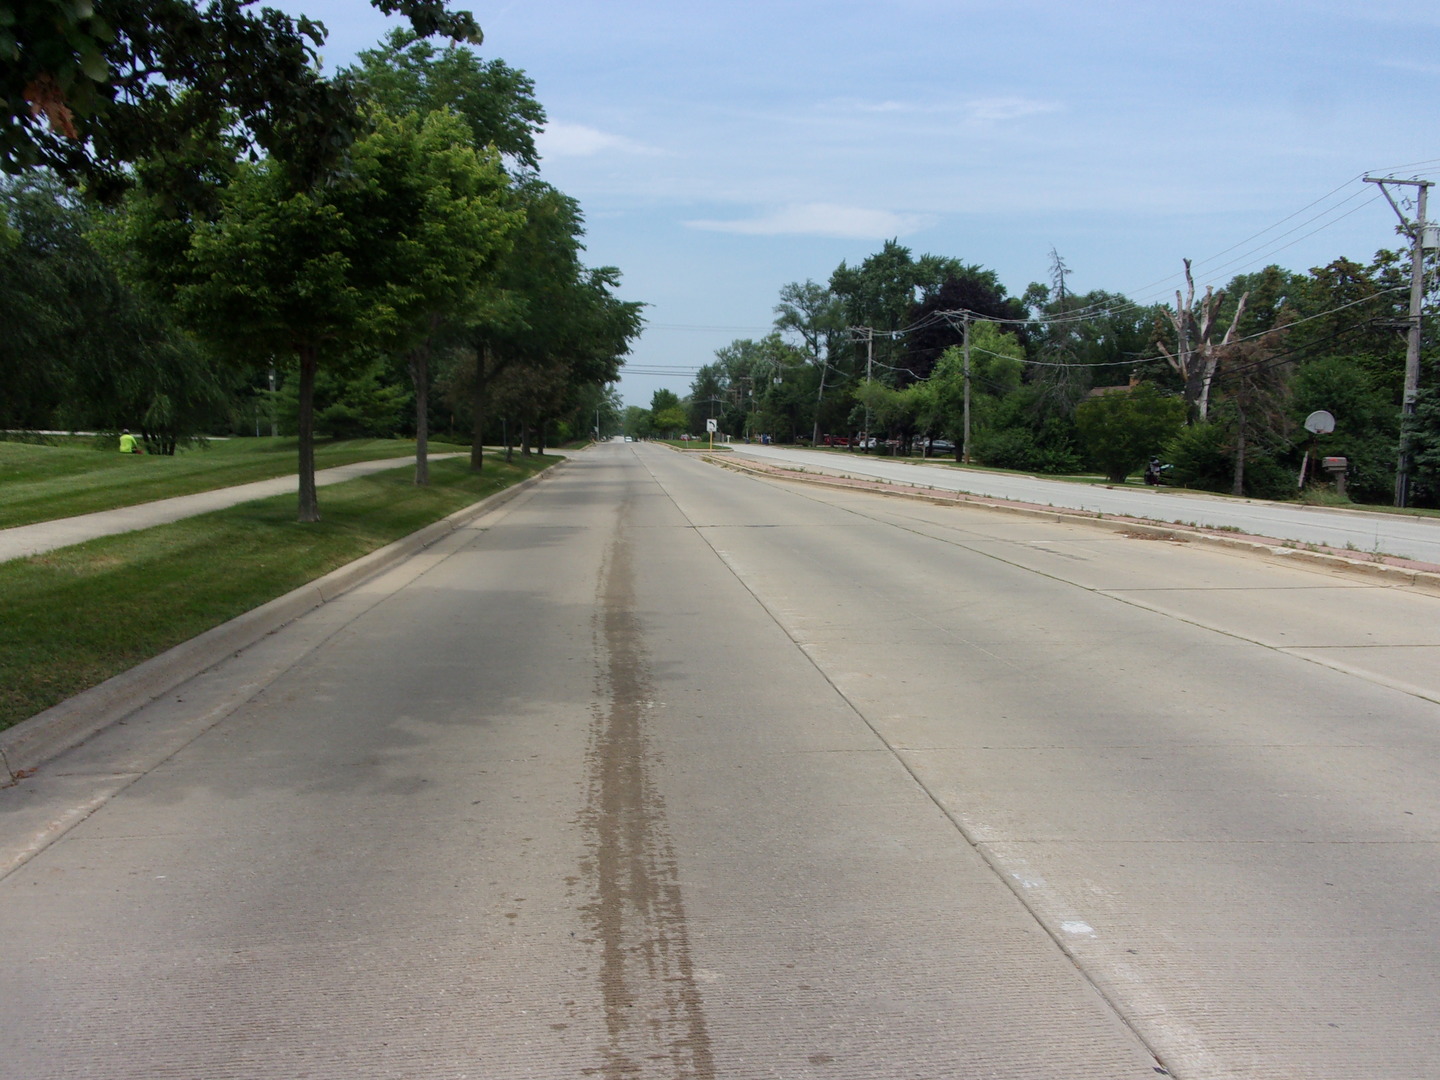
[2,441,1438,1078]
[729,442,1440,564]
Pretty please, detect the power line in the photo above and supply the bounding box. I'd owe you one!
[1195,190,1385,285]
[646,323,775,332]
[846,286,1407,373]
[639,170,1429,385]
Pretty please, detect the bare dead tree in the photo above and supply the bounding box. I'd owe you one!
[1157,258,1249,421]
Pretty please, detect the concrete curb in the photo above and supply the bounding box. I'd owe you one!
[0,462,561,782]
[710,454,1440,597]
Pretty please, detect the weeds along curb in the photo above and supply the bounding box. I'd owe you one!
[707,454,1440,598]
[0,462,564,783]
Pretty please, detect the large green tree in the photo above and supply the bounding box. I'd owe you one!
[348,29,545,171]
[177,161,379,519]
[1,170,230,445]
[2,0,480,198]
[463,179,641,470]
[928,322,1024,460]
[902,267,1025,385]
[773,279,845,444]
[173,109,515,519]
[829,241,973,389]
[350,108,520,483]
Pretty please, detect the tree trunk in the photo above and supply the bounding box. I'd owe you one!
[297,347,320,523]
[470,344,489,473]
[811,361,827,447]
[414,363,430,486]
[1232,401,1247,497]
[410,316,440,487]
[410,343,432,487]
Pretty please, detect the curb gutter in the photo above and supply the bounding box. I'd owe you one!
[0,463,561,782]
[709,454,1440,597]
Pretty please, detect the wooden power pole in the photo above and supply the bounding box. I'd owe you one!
[1364,175,1433,507]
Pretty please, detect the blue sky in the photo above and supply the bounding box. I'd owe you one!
[289,0,1440,407]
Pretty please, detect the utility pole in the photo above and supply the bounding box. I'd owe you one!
[1364,174,1434,507]
[961,315,972,464]
[858,327,874,443]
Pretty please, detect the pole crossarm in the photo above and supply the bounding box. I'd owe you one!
[1364,175,1434,234]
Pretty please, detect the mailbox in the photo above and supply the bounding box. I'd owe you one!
[1321,456,1348,497]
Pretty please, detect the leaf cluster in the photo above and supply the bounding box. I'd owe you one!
[1,0,481,198]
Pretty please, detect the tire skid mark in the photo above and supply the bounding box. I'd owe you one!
[581,519,715,1080]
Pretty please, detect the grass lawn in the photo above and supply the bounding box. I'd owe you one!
[0,454,556,731]
[0,436,467,529]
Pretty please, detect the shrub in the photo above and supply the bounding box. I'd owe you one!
[1164,422,1231,492]
[1075,382,1186,483]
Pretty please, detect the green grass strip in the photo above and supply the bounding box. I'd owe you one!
[0,455,555,731]
[0,437,469,529]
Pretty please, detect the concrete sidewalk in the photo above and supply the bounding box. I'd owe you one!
[0,453,462,564]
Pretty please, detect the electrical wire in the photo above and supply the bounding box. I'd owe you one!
[1195,190,1385,285]
[645,170,1429,390]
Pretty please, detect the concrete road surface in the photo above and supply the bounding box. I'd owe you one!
[730,442,1440,565]
[2,441,1438,1079]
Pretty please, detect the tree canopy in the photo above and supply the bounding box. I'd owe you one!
[2,0,482,199]
[348,29,545,171]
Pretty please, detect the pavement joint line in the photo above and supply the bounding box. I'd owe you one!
[707,453,1440,597]
[0,460,565,783]
[674,458,1176,1074]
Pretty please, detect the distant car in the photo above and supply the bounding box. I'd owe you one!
[927,440,955,455]
[623,436,633,442]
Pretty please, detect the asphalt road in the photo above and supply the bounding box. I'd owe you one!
[2,442,1438,1078]
[728,442,1440,565]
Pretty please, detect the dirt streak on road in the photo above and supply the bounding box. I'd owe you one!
[582,506,716,1079]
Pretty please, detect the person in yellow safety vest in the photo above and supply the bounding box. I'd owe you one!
[118,429,141,454]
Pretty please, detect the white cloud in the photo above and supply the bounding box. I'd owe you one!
[536,122,664,159]
[816,95,1061,123]
[963,97,1061,123]
[1379,58,1440,75]
[685,203,935,239]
